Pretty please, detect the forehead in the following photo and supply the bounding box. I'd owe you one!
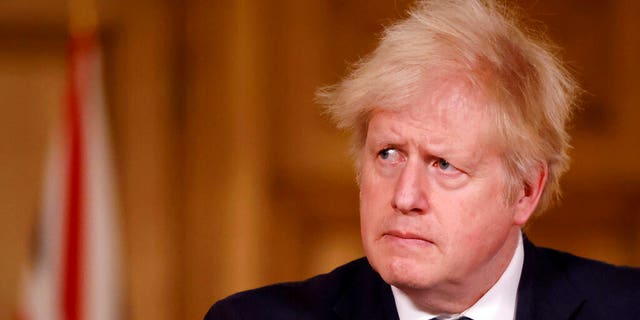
[368,77,496,144]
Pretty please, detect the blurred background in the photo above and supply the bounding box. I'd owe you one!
[1,0,638,319]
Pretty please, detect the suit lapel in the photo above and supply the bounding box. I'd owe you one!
[333,260,400,320]
[516,237,585,320]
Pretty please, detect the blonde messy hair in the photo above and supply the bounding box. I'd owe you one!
[317,0,579,214]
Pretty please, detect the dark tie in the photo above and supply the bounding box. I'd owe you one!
[430,317,473,320]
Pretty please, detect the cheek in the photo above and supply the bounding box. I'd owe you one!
[359,165,386,207]
[359,169,389,236]
[453,196,514,250]
[359,183,381,227]
[434,185,510,240]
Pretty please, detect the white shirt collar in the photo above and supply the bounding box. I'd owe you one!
[392,232,524,320]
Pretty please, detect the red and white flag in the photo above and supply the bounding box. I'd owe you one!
[19,32,121,320]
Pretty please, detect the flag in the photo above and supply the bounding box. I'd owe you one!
[18,31,121,320]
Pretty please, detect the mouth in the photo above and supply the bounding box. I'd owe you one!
[382,230,434,245]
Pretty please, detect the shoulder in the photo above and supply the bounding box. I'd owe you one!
[530,241,640,310]
[536,244,640,289]
[204,258,374,320]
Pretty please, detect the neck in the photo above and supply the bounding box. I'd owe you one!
[399,228,521,314]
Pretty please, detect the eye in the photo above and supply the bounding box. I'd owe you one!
[435,158,456,172]
[378,148,402,163]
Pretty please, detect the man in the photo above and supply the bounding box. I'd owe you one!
[205,0,640,319]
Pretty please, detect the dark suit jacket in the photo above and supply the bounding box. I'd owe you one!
[205,238,640,319]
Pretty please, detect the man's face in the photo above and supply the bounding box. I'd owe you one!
[359,81,526,294]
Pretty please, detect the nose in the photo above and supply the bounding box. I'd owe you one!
[391,159,429,215]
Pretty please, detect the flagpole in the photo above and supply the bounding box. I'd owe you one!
[68,0,98,37]
[64,2,120,320]
[64,0,98,318]
[18,0,119,319]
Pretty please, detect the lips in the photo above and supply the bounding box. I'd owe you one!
[383,230,433,245]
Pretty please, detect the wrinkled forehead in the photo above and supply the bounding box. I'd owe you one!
[415,76,488,117]
[372,74,495,130]
[353,71,504,161]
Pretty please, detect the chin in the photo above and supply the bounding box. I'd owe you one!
[369,251,438,290]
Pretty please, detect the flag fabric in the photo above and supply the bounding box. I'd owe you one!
[19,31,121,320]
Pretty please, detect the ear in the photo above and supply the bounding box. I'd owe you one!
[512,162,548,226]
